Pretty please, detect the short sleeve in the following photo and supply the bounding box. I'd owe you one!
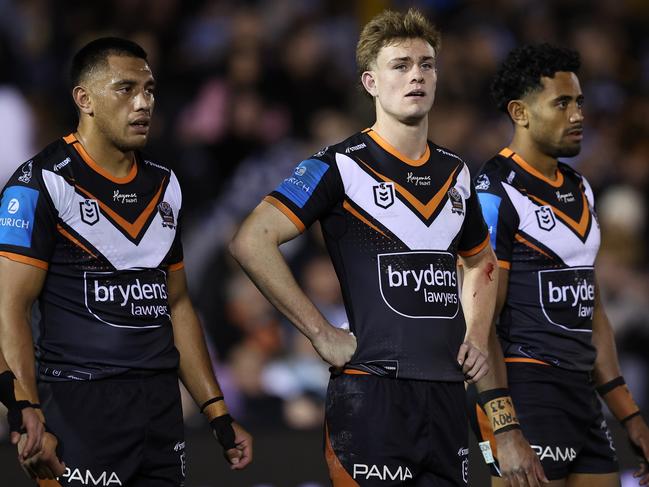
[457,182,490,257]
[264,154,344,232]
[0,160,57,269]
[475,173,519,269]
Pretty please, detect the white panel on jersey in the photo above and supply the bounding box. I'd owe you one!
[336,153,469,250]
[502,182,600,266]
[42,170,181,270]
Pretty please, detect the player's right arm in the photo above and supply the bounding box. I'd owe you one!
[229,201,356,368]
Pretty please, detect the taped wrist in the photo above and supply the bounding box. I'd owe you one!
[210,414,236,450]
[596,376,641,424]
[200,395,230,423]
[479,388,521,435]
[0,371,32,433]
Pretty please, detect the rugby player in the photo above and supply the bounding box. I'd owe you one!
[1,352,65,480]
[470,43,649,486]
[231,8,520,486]
[0,37,252,486]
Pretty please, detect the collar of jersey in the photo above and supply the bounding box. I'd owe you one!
[500,147,564,188]
[364,128,430,167]
[63,133,138,184]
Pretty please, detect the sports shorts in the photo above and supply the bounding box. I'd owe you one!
[325,371,469,486]
[468,360,618,480]
[38,370,186,487]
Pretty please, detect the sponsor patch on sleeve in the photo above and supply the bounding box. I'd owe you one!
[0,186,39,247]
[477,193,501,249]
[275,159,329,208]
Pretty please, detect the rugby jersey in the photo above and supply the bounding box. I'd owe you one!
[266,128,489,381]
[0,134,183,380]
[476,148,600,371]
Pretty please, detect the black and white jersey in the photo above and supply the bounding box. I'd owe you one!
[476,148,600,371]
[266,129,489,381]
[0,134,183,380]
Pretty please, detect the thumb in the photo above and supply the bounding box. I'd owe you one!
[226,447,241,464]
[10,432,20,445]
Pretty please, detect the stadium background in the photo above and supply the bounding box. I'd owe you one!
[0,0,648,485]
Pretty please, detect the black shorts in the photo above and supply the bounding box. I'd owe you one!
[39,371,185,486]
[325,372,469,486]
[468,361,618,480]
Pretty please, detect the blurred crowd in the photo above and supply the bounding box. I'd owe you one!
[0,0,648,439]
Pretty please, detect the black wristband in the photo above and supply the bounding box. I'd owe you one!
[0,371,18,408]
[7,400,31,433]
[596,376,625,396]
[210,414,236,450]
[200,396,224,414]
[478,388,510,406]
[621,411,642,425]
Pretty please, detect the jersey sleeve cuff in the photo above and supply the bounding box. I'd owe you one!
[458,234,490,258]
[168,261,184,272]
[263,195,306,233]
[0,251,48,270]
[497,260,510,269]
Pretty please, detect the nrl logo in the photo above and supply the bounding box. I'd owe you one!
[535,206,556,231]
[373,182,395,209]
[80,199,100,225]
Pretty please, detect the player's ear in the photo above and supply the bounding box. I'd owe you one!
[507,100,528,128]
[72,85,93,116]
[361,71,378,98]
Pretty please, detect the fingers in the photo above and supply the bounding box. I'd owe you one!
[231,442,253,470]
[461,345,488,383]
[10,431,20,445]
[20,431,38,460]
[534,457,549,484]
[456,343,469,365]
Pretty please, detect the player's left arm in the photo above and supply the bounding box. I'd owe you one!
[592,283,649,483]
[167,267,252,470]
[458,244,498,384]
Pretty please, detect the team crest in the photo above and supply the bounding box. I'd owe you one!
[158,201,176,229]
[18,160,33,184]
[80,199,100,225]
[448,187,464,215]
[373,182,395,209]
[535,206,556,231]
[475,174,490,190]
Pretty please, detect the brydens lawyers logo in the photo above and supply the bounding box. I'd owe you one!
[80,199,100,225]
[158,201,175,229]
[373,182,395,209]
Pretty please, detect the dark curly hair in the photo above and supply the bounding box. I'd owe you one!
[491,43,580,113]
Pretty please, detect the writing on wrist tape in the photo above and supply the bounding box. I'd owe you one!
[479,388,521,434]
[596,376,641,423]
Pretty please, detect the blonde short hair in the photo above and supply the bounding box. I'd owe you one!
[356,8,441,77]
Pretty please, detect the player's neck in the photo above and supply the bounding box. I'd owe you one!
[371,114,428,162]
[509,136,558,181]
[75,125,135,179]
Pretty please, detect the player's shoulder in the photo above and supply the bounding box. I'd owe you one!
[474,153,515,192]
[308,131,368,164]
[429,142,467,168]
[5,138,69,189]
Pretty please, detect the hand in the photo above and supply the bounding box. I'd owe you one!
[19,431,66,480]
[456,340,489,383]
[495,429,548,486]
[626,414,649,485]
[310,325,357,369]
[223,422,253,470]
[11,407,44,461]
